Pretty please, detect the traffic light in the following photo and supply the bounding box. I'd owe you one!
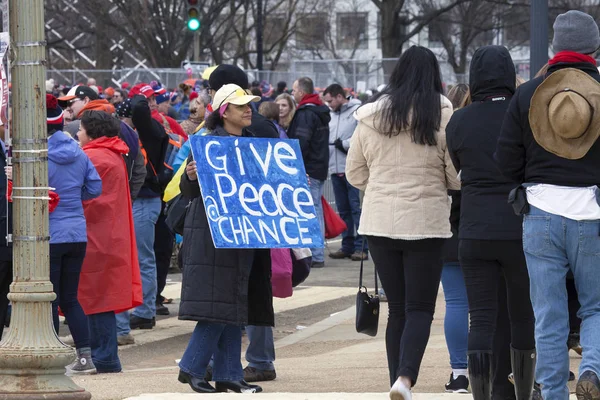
[186,0,201,31]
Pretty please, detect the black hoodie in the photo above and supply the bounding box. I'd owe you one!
[287,98,331,181]
[446,45,522,240]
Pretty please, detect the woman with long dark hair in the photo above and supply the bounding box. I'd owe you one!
[346,45,460,400]
[446,46,535,400]
[177,84,273,394]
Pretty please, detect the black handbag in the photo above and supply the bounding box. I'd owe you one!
[164,194,190,235]
[355,244,380,337]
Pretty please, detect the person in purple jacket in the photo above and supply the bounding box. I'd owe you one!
[47,94,103,375]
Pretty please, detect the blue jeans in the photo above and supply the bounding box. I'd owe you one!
[88,311,121,373]
[50,242,89,349]
[131,197,161,320]
[440,262,468,370]
[115,311,130,336]
[308,178,325,262]
[245,325,275,371]
[179,322,243,381]
[523,205,600,400]
[330,174,367,254]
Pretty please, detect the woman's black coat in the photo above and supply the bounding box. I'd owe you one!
[177,127,274,327]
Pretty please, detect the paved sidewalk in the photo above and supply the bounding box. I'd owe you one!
[66,256,584,399]
[73,295,584,399]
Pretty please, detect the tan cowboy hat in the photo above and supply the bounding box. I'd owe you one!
[529,68,600,160]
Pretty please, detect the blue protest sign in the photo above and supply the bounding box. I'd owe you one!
[189,135,324,249]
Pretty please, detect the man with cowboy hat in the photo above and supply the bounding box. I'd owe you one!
[496,10,600,400]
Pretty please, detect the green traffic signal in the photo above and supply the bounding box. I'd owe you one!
[188,18,200,31]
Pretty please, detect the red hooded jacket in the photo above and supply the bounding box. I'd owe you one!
[79,136,142,315]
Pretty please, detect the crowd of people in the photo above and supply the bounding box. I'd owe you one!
[0,7,596,400]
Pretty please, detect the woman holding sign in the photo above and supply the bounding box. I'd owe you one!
[346,46,460,400]
[177,84,273,394]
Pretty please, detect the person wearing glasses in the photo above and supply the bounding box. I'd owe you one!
[58,85,99,120]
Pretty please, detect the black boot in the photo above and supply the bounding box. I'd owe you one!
[510,347,536,400]
[178,370,216,393]
[469,351,493,400]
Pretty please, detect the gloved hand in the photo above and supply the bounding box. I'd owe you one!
[334,138,347,154]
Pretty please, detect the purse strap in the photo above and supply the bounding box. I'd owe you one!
[358,240,378,294]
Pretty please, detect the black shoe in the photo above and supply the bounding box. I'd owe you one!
[445,373,469,393]
[571,371,577,382]
[215,380,263,393]
[205,365,213,381]
[156,303,170,316]
[178,370,216,393]
[510,347,536,400]
[468,352,492,400]
[577,371,600,400]
[130,315,153,330]
[244,366,276,382]
[311,261,325,269]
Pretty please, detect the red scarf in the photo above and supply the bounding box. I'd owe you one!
[548,51,597,66]
[298,93,323,107]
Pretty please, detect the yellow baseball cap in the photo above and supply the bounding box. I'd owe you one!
[213,84,260,110]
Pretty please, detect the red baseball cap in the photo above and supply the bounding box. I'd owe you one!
[128,83,155,99]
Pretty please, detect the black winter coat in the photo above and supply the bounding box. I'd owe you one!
[131,95,169,197]
[496,61,600,187]
[287,102,331,181]
[446,45,522,241]
[178,126,274,327]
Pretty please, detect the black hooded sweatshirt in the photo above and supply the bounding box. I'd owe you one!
[287,96,331,181]
[446,45,523,240]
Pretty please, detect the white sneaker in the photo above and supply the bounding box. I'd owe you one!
[390,378,412,400]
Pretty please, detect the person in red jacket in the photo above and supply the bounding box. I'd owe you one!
[77,110,143,373]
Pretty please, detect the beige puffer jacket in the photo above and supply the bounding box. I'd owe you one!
[346,95,460,240]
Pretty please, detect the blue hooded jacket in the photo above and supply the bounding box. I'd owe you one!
[48,131,103,244]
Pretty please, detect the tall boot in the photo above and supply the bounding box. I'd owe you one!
[510,347,536,400]
[469,351,493,400]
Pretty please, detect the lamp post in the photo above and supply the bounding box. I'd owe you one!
[530,0,549,79]
[0,1,90,398]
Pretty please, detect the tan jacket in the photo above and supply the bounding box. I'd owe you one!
[346,95,460,240]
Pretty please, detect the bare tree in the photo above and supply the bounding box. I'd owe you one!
[424,0,521,78]
[371,0,471,73]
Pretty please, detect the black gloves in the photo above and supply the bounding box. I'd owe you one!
[334,138,347,154]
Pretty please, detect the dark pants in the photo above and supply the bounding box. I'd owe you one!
[459,239,535,352]
[155,202,174,304]
[50,242,89,349]
[567,277,581,333]
[331,174,367,254]
[0,260,11,340]
[492,276,517,400]
[367,236,444,387]
[88,311,121,373]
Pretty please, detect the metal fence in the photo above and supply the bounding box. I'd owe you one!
[47,61,531,94]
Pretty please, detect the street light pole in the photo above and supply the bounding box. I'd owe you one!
[256,0,264,71]
[0,1,90,398]
[530,0,549,79]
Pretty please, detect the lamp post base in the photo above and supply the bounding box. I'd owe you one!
[0,293,91,400]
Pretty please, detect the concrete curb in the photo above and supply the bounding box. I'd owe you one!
[124,393,581,400]
[274,305,356,349]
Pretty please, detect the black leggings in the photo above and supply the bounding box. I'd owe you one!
[367,236,444,387]
[459,239,535,352]
[155,202,174,303]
